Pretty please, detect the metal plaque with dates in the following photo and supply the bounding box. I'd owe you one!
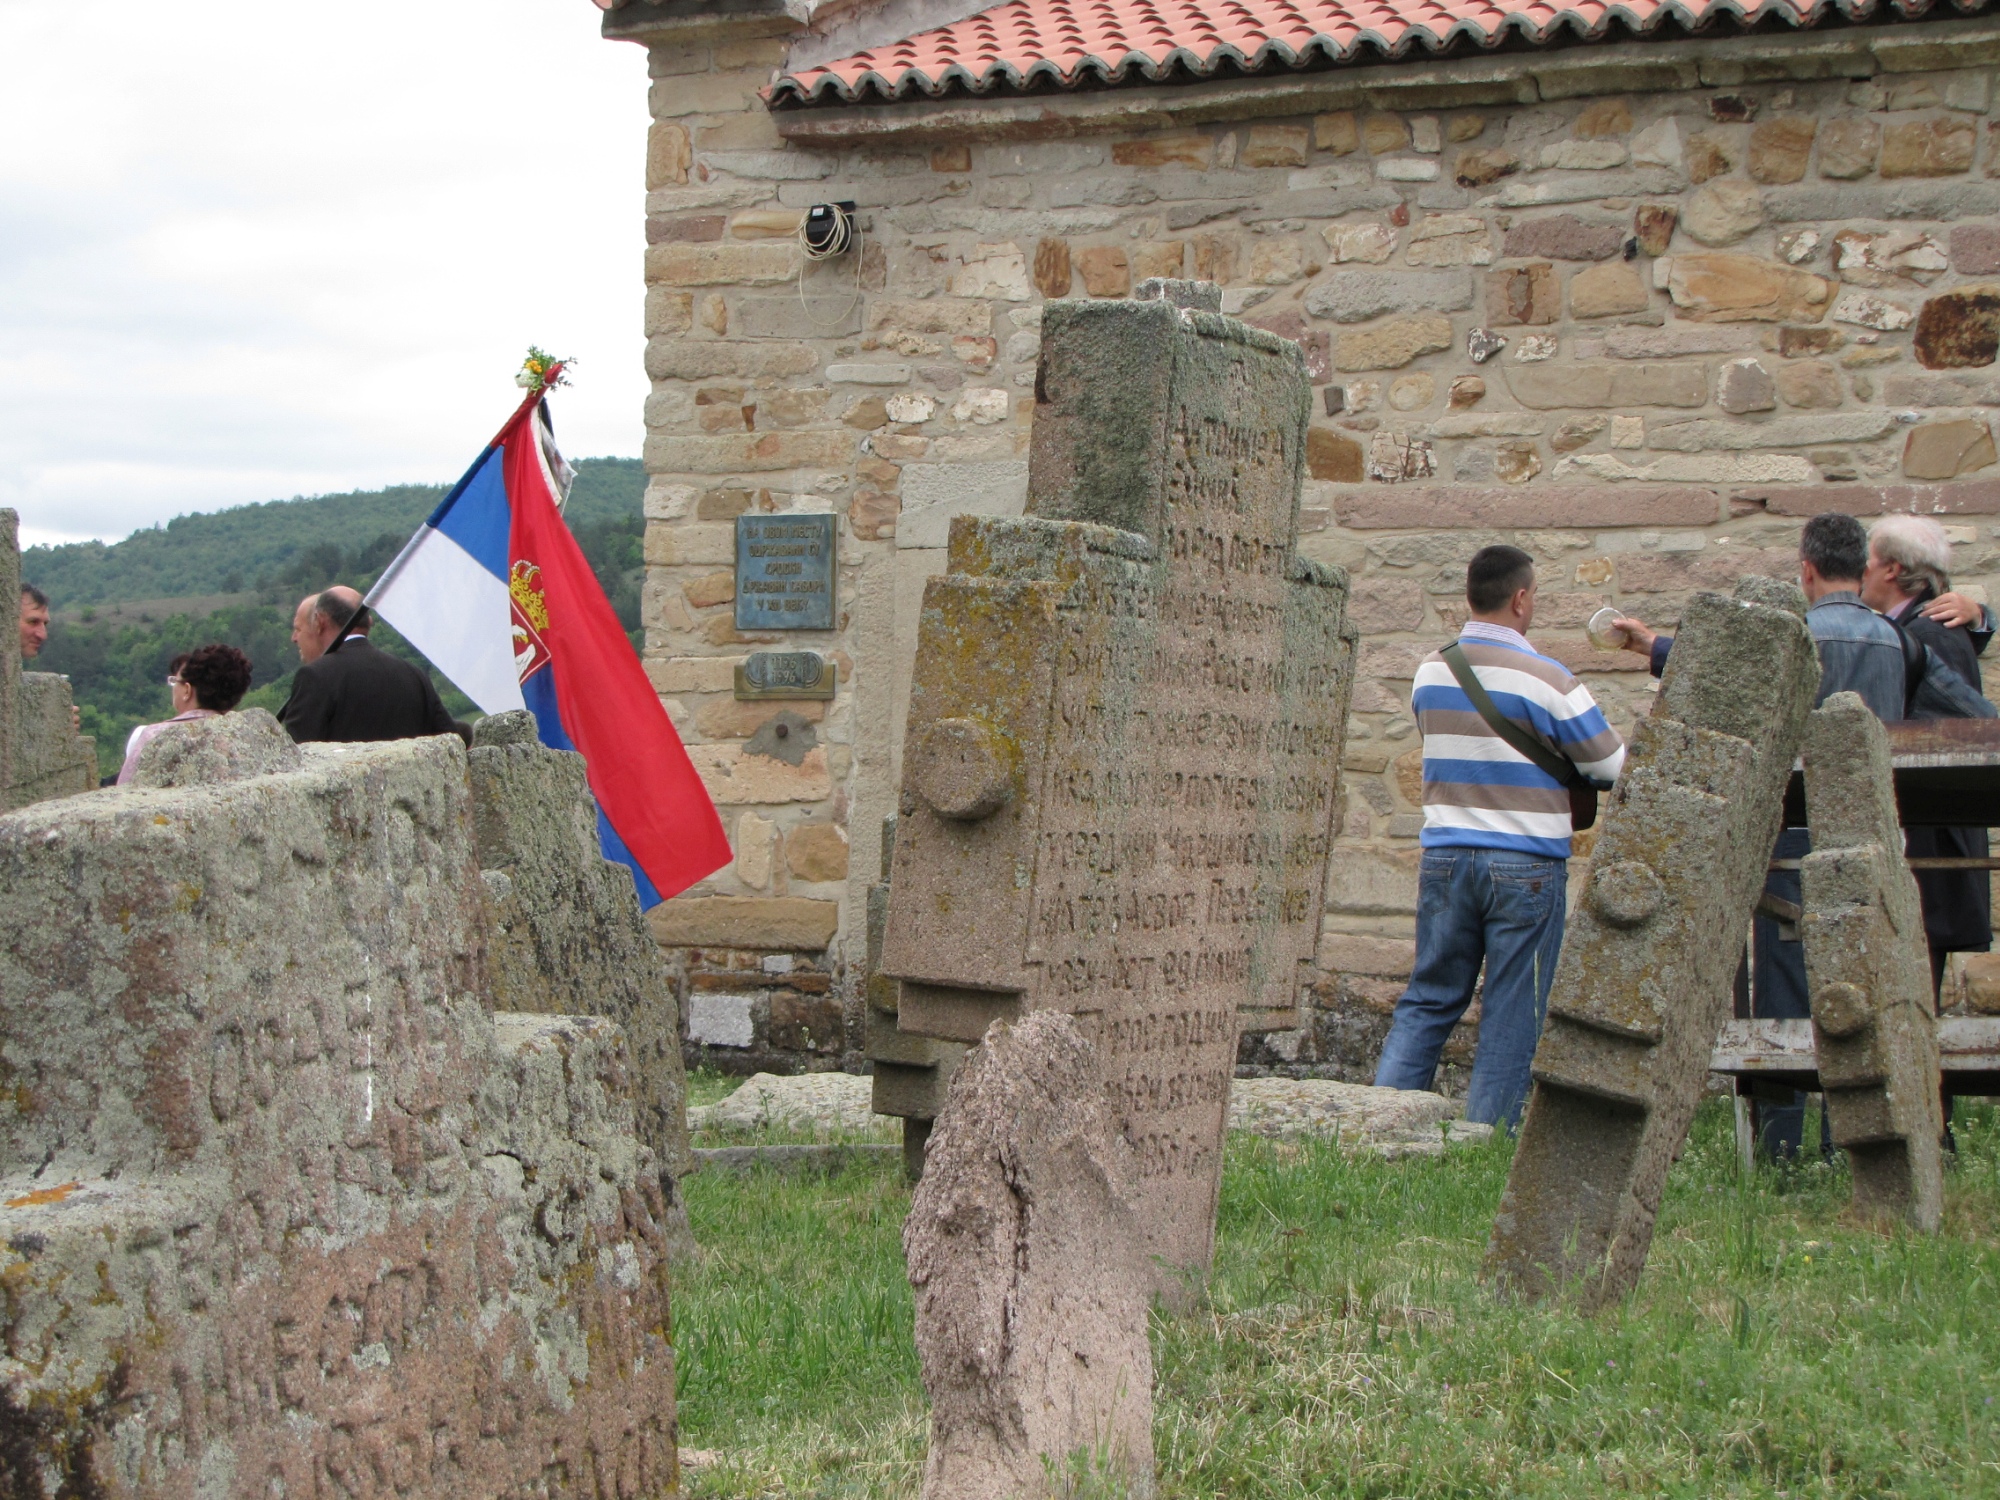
[735,514,835,631]
[734,650,837,701]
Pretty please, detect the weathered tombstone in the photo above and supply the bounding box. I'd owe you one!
[466,709,697,1251]
[863,815,965,1180]
[881,285,1356,1283]
[1799,692,1946,1229]
[0,508,97,810]
[0,724,678,1494]
[1487,579,1820,1306]
[906,1010,1153,1500]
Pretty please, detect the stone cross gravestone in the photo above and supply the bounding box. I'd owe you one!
[880,284,1357,1280]
[1799,692,1945,1230]
[1487,578,1820,1306]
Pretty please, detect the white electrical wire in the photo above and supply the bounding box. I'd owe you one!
[796,207,863,329]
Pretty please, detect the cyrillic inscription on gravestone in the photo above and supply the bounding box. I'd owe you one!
[735,514,834,631]
[880,292,1357,1282]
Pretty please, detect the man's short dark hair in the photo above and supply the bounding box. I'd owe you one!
[1800,512,1868,584]
[314,590,361,634]
[1466,545,1536,614]
[20,584,47,608]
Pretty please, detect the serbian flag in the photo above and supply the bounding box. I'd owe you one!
[366,380,729,907]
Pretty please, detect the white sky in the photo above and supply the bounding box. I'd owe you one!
[0,0,651,548]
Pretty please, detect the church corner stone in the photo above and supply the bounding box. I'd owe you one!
[1486,577,1819,1307]
[880,291,1355,1284]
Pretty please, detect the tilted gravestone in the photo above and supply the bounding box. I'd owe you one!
[905,1010,1153,1500]
[0,721,679,1496]
[1799,692,1945,1230]
[466,709,697,1252]
[1487,579,1819,1306]
[881,283,1357,1282]
[0,508,97,810]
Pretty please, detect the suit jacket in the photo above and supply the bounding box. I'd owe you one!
[1895,587,1993,956]
[278,637,465,746]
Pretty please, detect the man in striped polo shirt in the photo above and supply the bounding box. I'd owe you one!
[1373,544,1627,1127]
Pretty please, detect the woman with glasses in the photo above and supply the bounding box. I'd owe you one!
[114,643,254,784]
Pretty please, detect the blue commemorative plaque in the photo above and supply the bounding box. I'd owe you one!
[734,514,835,631]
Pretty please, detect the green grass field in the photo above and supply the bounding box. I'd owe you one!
[671,1084,2000,1498]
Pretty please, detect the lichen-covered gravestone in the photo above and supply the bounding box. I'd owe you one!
[1487,579,1820,1307]
[905,1011,1153,1500]
[1799,692,1945,1230]
[0,719,678,1497]
[467,709,696,1250]
[881,283,1357,1282]
[0,507,96,810]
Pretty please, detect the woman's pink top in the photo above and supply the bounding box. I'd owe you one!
[116,710,220,785]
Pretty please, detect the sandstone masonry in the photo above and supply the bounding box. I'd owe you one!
[606,9,2000,1076]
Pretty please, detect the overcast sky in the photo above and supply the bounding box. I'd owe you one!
[1,0,651,548]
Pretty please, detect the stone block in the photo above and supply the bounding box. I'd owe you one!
[786,821,851,882]
[1951,224,2000,275]
[1334,484,1720,529]
[1404,215,1490,266]
[1033,237,1072,297]
[907,1012,1153,1500]
[647,654,743,694]
[1454,146,1522,186]
[950,242,1032,301]
[1502,214,1623,260]
[645,240,798,286]
[1682,179,1766,245]
[645,339,818,379]
[644,429,853,475]
[1336,314,1455,371]
[1304,268,1473,322]
[647,122,691,189]
[896,460,1029,548]
[1363,114,1411,154]
[1602,325,1757,359]
[1818,117,1881,179]
[649,895,841,950]
[1633,202,1678,256]
[1505,362,1707,409]
[1881,117,1976,178]
[1649,411,1894,450]
[1832,290,1915,330]
[1488,581,1819,1307]
[1748,113,1817,183]
[1914,284,2000,368]
[1798,694,1944,1229]
[1666,253,1833,322]
[1242,124,1310,167]
[1758,478,2000,515]
[1316,112,1360,153]
[1306,426,1365,480]
[1570,261,1650,318]
[1776,358,1845,407]
[868,298,993,337]
[1903,418,1998,479]
[1113,133,1213,168]
[688,742,832,804]
[0,738,678,1492]
[1346,577,1426,631]
[1485,261,1558,326]
[1077,245,1131,296]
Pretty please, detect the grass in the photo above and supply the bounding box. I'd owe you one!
[671,1086,2000,1498]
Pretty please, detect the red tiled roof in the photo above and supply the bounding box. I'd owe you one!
[770,0,1978,105]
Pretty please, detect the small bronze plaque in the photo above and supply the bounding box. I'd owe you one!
[735,650,837,701]
[735,513,835,631]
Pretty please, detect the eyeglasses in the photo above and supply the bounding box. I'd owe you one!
[165,674,184,686]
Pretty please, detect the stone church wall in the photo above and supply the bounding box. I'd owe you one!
[626,14,2000,1076]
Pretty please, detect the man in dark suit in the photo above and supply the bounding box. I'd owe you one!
[279,587,468,745]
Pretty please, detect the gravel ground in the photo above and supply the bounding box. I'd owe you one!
[693,1071,1491,1152]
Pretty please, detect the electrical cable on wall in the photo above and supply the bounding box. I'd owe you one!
[796,200,862,330]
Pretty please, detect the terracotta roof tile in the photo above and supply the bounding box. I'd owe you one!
[771,0,1985,104]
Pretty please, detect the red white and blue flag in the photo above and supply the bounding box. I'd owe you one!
[366,386,729,907]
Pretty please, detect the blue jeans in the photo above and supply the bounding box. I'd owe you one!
[1374,846,1567,1127]
[1751,827,1831,1161]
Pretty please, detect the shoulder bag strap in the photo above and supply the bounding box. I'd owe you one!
[1440,642,1579,788]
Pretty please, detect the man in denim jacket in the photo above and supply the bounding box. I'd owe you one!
[1615,513,1904,1157]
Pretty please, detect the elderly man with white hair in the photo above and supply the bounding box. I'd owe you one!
[1860,513,1994,1009]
